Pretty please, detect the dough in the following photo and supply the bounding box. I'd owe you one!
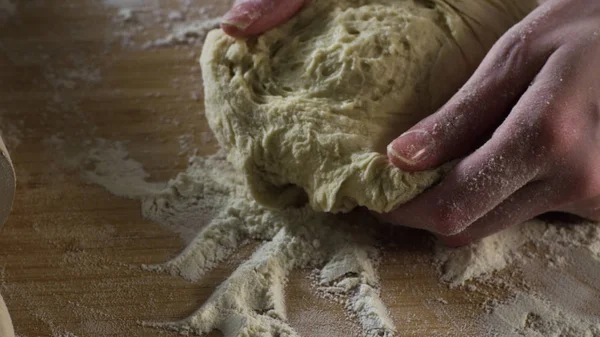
[201,0,536,213]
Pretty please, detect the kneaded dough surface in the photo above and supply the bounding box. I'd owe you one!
[201,0,536,213]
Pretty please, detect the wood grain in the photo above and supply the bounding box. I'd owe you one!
[0,1,489,336]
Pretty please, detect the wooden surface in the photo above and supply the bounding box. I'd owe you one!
[0,2,491,336]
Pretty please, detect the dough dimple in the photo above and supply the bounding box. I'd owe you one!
[201,0,536,213]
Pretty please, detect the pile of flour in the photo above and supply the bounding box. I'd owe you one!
[437,220,600,336]
[80,143,395,337]
[75,137,600,337]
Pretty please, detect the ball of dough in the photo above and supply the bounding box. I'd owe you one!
[201,0,536,213]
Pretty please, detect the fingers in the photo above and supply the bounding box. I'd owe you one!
[387,27,551,172]
[382,48,567,237]
[437,182,551,247]
[221,0,307,38]
[382,128,538,236]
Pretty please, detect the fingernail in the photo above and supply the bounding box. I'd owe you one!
[222,1,264,30]
[387,130,435,165]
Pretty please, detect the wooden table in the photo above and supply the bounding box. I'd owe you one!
[0,1,488,336]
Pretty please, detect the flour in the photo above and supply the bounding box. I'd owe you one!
[142,18,222,49]
[45,137,165,199]
[434,219,600,337]
[117,8,135,22]
[139,153,395,337]
[349,285,396,337]
[483,293,600,336]
[74,140,393,336]
[434,221,546,287]
[103,0,224,50]
[68,130,600,337]
[435,220,600,287]
[82,139,165,198]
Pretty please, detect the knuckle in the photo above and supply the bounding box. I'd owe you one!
[530,108,579,158]
[429,202,470,236]
[496,29,533,70]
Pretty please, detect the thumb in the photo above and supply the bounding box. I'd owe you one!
[221,0,307,38]
[386,95,489,172]
[388,32,551,172]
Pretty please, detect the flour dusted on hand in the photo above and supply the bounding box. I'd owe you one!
[201,0,537,213]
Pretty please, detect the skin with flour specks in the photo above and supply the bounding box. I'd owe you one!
[221,0,600,246]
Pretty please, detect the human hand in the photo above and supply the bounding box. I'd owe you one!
[381,0,600,246]
[221,0,308,37]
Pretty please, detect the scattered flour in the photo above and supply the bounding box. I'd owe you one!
[140,153,395,337]
[76,141,395,337]
[142,18,222,49]
[484,292,600,337]
[117,8,135,22]
[82,140,165,198]
[70,133,600,337]
[434,221,546,287]
[435,220,600,337]
[103,0,224,50]
[45,137,165,198]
